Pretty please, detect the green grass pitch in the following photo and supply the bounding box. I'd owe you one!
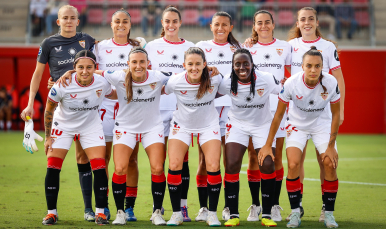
[0,132,385,228]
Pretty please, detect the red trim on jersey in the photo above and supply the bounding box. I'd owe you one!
[302,73,320,89]
[301,36,321,43]
[163,37,186,45]
[75,74,95,87]
[330,65,341,71]
[132,71,149,84]
[48,97,58,104]
[185,73,200,85]
[330,98,340,104]
[238,73,257,85]
[112,38,130,46]
[257,38,276,46]
[105,89,113,97]
[219,106,225,118]
[278,97,289,104]
[212,40,229,46]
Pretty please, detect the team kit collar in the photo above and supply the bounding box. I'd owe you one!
[212,40,229,46]
[112,38,130,46]
[302,73,320,89]
[238,73,257,85]
[163,37,186,45]
[257,38,276,46]
[75,74,95,87]
[301,36,321,43]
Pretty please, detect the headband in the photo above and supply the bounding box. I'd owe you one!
[74,56,96,64]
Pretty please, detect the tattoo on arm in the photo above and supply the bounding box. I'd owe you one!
[44,100,57,138]
[329,132,338,147]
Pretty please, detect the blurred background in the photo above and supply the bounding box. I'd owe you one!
[0,0,385,134]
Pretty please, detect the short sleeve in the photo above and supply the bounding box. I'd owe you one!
[102,70,124,87]
[86,34,96,51]
[164,75,177,95]
[329,46,341,71]
[157,71,173,85]
[48,85,62,103]
[218,77,229,96]
[267,73,281,95]
[103,78,113,97]
[285,43,292,66]
[278,80,292,104]
[330,82,341,104]
[37,38,50,64]
[92,43,99,64]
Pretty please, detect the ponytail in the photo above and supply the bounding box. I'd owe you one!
[160,6,181,37]
[303,46,327,93]
[212,12,241,49]
[251,10,275,44]
[230,48,256,96]
[184,47,211,99]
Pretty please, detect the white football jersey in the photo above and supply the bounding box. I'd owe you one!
[289,37,341,75]
[196,40,239,106]
[218,71,280,128]
[102,70,170,133]
[279,71,340,130]
[247,38,291,112]
[145,37,195,111]
[48,73,113,132]
[165,71,222,132]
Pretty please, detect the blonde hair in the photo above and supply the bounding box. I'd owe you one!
[287,7,337,48]
[58,5,79,18]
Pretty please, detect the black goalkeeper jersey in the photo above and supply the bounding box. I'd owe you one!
[37,32,95,81]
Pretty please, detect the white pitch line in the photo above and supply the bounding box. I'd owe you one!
[241,157,386,167]
[239,171,386,186]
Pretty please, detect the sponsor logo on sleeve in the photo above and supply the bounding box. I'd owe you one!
[38,47,42,56]
[336,84,340,94]
[273,75,279,85]
[334,50,339,61]
[51,88,57,96]
[161,71,172,76]
[107,70,115,74]
[280,87,284,94]
[79,40,85,49]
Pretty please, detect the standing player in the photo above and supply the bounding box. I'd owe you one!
[259,47,340,228]
[244,10,292,222]
[287,7,345,221]
[20,5,99,221]
[98,47,170,226]
[145,6,196,221]
[43,50,115,225]
[164,47,223,226]
[219,49,280,227]
[195,11,241,222]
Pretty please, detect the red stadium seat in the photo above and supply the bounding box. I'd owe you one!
[278,10,294,27]
[107,8,120,23]
[202,9,216,18]
[87,9,104,24]
[353,0,368,2]
[355,11,370,26]
[182,9,199,25]
[128,9,142,25]
[87,0,105,5]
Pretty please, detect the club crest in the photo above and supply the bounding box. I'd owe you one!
[150,82,157,90]
[286,129,292,137]
[172,128,179,135]
[208,86,214,94]
[276,48,283,56]
[257,88,265,97]
[51,136,57,144]
[79,40,85,48]
[115,130,122,140]
[321,92,328,100]
[96,89,102,98]
[230,46,236,53]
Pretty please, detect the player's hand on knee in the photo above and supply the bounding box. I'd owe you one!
[47,77,55,89]
[258,144,275,166]
[23,116,43,154]
[44,137,53,155]
[321,148,338,169]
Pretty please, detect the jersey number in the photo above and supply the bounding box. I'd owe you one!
[100,109,106,121]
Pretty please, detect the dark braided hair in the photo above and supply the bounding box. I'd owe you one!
[230,48,256,97]
[212,12,241,49]
[125,47,149,104]
[184,47,211,99]
[251,10,275,44]
[302,46,327,93]
[111,9,140,46]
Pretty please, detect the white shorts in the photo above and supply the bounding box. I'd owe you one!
[50,125,106,150]
[272,111,287,139]
[161,110,174,137]
[113,123,165,149]
[216,106,230,137]
[99,101,119,142]
[285,123,338,154]
[225,122,276,149]
[168,123,221,147]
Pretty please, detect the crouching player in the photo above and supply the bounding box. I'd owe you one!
[259,46,340,228]
[42,50,116,225]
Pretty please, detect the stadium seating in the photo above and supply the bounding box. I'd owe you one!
[277,10,295,27]
[87,9,104,24]
[355,11,370,26]
[182,9,199,25]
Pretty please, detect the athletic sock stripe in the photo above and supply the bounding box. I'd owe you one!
[167,173,182,185]
[261,171,276,180]
[47,157,63,170]
[112,173,126,184]
[125,186,138,197]
[275,167,284,181]
[208,173,222,185]
[224,173,239,183]
[286,177,301,192]
[247,169,261,182]
[152,173,166,183]
[196,175,208,187]
[324,179,339,193]
[90,158,106,170]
